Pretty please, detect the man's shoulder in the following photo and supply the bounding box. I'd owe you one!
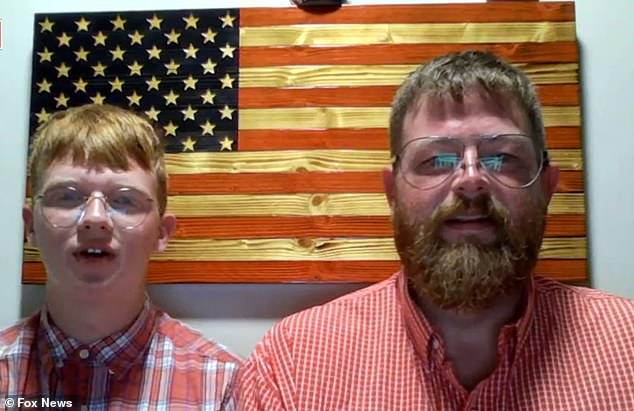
[153,310,241,365]
[269,273,400,340]
[0,313,40,359]
[536,277,634,325]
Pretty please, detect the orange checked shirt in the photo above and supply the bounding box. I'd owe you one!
[0,301,240,410]
[236,271,634,411]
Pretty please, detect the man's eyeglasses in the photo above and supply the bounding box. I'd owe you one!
[34,186,156,229]
[393,134,549,190]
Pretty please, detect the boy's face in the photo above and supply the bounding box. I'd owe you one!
[24,156,175,293]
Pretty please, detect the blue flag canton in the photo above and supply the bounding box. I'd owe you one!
[30,8,240,153]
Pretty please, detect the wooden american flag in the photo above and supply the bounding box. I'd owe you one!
[23,2,585,284]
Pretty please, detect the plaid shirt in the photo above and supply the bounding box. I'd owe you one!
[0,301,240,410]
[236,271,634,411]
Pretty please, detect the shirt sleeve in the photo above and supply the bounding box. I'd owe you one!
[234,323,296,411]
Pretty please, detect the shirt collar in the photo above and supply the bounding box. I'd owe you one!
[37,298,159,378]
[396,269,537,368]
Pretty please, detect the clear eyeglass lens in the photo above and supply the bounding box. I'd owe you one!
[398,135,542,189]
[39,186,153,228]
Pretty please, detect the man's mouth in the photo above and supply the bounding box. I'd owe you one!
[74,247,116,261]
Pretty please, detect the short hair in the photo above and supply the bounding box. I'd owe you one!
[29,104,168,215]
[389,50,545,157]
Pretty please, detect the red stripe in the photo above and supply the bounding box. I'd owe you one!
[168,171,583,194]
[23,259,587,284]
[239,127,581,150]
[239,85,579,108]
[240,43,578,67]
[240,4,574,26]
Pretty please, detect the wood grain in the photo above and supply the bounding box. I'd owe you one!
[22,259,587,284]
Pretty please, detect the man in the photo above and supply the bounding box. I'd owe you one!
[0,104,240,409]
[236,51,634,410]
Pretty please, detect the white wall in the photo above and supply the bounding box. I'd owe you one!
[1,0,632,359]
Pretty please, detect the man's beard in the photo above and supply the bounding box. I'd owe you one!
[393,192,547,311]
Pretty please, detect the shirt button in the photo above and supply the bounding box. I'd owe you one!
[431,338,440,349]
[79,349,90,359]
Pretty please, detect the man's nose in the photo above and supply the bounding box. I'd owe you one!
[77,196,113,233]
[451,149,490,200]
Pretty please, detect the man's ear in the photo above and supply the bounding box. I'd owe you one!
[382,165,396,211]
[156,213,176,252]
[23,205,36,247]
[542,163,560,203]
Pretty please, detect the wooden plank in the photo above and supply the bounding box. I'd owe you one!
[23,237,586,261]
[168,170,583,194]
[22,258,588,284]
[240,4,575,26]
[240,42,578,67]
[238,127,581,150]
[239,84,579,108]
[170,214,585,239]
[239,106,580,129]
[240,63,578,87]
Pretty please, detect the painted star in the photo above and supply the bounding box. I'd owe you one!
[73,78,88,93]
[147,14,163,30]
[164,29,181,45]
[37,47,54,63]
[201,59,217,75]
[54,93,69,108]
[92,31,107,47]
[181,136,196,152]
[146,76,161,91]
[90,92,106,105]
[183,43,199,59]
[55,62,71,78]
[163,90,180,106]
[39,17,54,33]
[220,73,235,89]
[183,13,199,29]
[128,30,144,46]
[127,90,142,107]
[200,120,216,136]
[163,121,178,137]
[109,76,124,92]
[36,79,52,94]
[164,59,180,75]
[145,106,160,122]
[201,28,217,44]
[181,105,198,121]
[146,45,162,60]
[183,75,198,90]
[220,43,236,59]
[35,108,51,123]
[219,105,235,120]
[200,89,216,104]
[219,136,234,151]
[73,46,90,62]
[219,12,236,28]
[128,60,143,76]
[74,17,90,31]
[57,32,72,47]
[111,15,126,31]
[110,45,126,61]
[92,62,107,77]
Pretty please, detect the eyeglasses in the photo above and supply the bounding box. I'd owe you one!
[393,134,549,190]
[34,186,156,229]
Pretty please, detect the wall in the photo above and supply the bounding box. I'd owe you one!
[1,0,632,358]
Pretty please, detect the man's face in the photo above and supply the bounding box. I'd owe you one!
[384,93,559,311]
[24,156,175,294]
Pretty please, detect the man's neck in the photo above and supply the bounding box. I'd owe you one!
[415,285,526,390]
[45,283,146,344]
